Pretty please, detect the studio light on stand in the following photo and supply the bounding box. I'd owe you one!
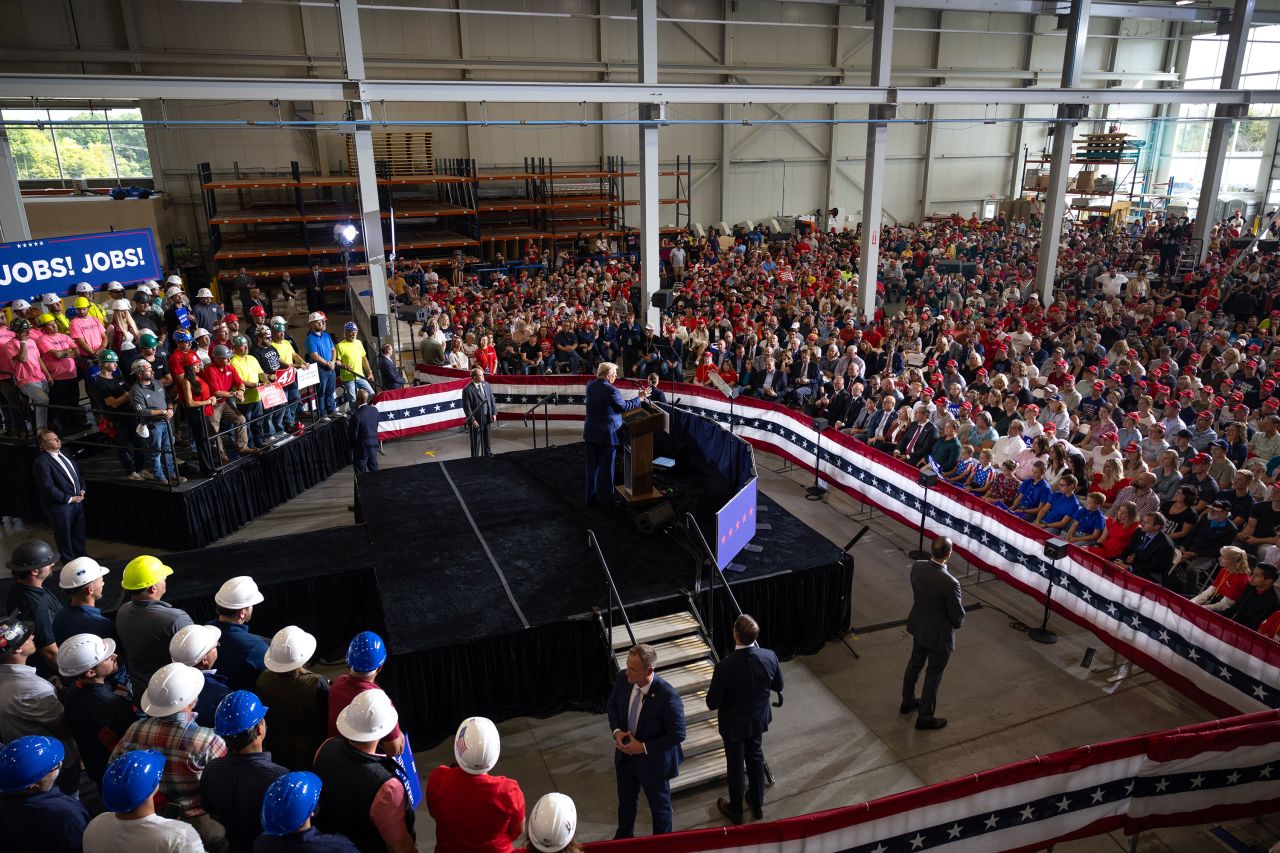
[805,418,829,501]
[1029,537,1069,644]
[335,222,359,286]
[909,470,939,560]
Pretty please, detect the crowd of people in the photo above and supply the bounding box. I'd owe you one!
[0,547,586,853]
[401,211,1280,634]
[0,279,411,483]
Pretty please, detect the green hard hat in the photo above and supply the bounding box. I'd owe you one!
[97,349,119,365]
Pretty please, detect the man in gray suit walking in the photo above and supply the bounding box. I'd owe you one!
[900,536,965,730]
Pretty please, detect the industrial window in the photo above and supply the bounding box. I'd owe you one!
[2,107,152,182]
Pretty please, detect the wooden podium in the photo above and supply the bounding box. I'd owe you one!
[617,404,668,504]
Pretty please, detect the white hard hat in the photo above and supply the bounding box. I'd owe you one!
[336,689,398,742]
[57,633,116,677]
[195,328,211,339]
[58,556,110,590]
[166,274,184,286]
[166,285,183,298]
[41,293,59,305]
[214,576,264,609]
[168,624,220,667]
[453,716,500,775]
[107,281,125,291]
[10,299,31,310]
[109,298,131,312]
[142,662,206,717]
[308,312,326,324]
[528,793,577,853]
[270,316,287,327]
[196,288,214,299]
[75,282,94,294]
[264,626,317,673]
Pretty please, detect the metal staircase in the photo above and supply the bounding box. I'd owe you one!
[607,610,728,793]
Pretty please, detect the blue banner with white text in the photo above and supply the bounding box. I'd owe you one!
[0,228,161,303]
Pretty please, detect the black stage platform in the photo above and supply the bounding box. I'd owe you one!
[0,421,351,550]
[3,443,850,746]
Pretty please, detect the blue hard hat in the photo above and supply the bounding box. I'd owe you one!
[173,330,192,343]
[101,749,165,813]
[346,631,387,672]
[0,736,65,793]
[213,690,269,737]
[260,771,323,835]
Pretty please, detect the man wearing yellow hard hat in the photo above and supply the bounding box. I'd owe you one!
[115,555,194,699]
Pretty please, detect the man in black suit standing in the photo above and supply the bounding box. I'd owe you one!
[607,643,686,839]
[706,614,783,825]
[348,388,381,472]
[895,405,939,467]
[306,262,326,314]
[1117,511,1177,587]
[32,428,87,564]
[461,367,497,458]
[901,536,965,731]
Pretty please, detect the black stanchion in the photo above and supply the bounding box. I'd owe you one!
[1030,537,1069,645]
[805,418,829,500]
[909,470,938,560]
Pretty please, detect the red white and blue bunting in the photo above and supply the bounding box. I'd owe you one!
[377,369,1280,720]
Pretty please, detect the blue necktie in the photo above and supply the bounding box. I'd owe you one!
[627,687,643,733]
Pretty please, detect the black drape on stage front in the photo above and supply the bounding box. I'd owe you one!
[0,421,351,551]
[379,558,851,748]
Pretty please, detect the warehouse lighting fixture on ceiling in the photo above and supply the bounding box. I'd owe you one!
[1174,0,1195,5]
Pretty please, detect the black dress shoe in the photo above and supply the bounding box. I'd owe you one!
[751,806,764,820]
[915,717,948,731]
[717,798,744,826]
[899,699,920,714]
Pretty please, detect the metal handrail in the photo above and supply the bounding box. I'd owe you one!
[589,529,636,649]
[682,511,744,618]
[522,391,557,448]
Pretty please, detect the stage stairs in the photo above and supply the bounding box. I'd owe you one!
[610,610,728,794]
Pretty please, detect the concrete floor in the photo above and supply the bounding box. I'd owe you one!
[3,421,1277,851]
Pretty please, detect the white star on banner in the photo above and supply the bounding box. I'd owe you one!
[1188,648,1200,662]
[1019,805,1035,822]
[1259,765,1273,778]
[1130,616,1142,627]
[1226,771,1242,785]
[417,407,428,415]
[983,815,999,830]
[1082,590,1092,602]
[433,404,442,412]
[1055,797,1071,812]
[1189,775,1204,788]
[1253,686,1268,700]
[947,824,962,840]
[1107,603,1118,616]
[1218,666,1231,680]
[1090,788,1105,804]
[1124,781,1135,795]
[1154,778,1169,793]
[1158,630,1170,642]
[909,833,926,850]
[870,845,887,853]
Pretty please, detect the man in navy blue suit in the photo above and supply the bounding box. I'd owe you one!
[706,614,783,824]
[32,429,88,564]
[607,643,686,838]
[583,361,648,506]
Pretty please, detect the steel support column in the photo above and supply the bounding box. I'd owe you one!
[858,0,895,320]
[826,3,856,215]
[0,128,30,243]
[1192,0,1255,259]
[637,0,661,328]
[720,0,734,224]
[1034,0,1091,303]
[337,0,390,334]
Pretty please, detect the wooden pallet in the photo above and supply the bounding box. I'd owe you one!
[345,132,435,176]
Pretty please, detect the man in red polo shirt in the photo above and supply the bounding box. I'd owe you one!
[426,716,525,853]
[199,344,254,462]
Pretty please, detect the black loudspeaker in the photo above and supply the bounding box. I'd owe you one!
[651,289,676,310]
[1230,238,1253,250]
[1259,239,1278,252]
[1044,537,1070,561]
[917,471,939,488]
[635,501,676,535]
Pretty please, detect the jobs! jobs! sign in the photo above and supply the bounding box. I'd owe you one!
[0,229,162,302]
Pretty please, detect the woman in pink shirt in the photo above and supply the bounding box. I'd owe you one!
[5,318,52,431]
[36,313,81,434]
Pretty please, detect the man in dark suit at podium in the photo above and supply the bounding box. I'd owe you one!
[583,361,648,506]
[901,536,965,731]
[706,614,783,825]
[607,643,686,838]
[32,428,88,564]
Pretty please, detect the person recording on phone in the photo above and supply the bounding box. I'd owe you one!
[583,361,648,506]
[462,367,497,458]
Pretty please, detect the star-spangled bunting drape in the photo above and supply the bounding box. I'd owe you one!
[385,366,1278,723]
[375,368,1280,851]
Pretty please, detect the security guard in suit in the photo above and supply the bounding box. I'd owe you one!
[607,643,685,838]
[706,614,783,824]
[900,536,965,730]
[461,367,497,458]
[583,361,648,506]
[349,389,381,473]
